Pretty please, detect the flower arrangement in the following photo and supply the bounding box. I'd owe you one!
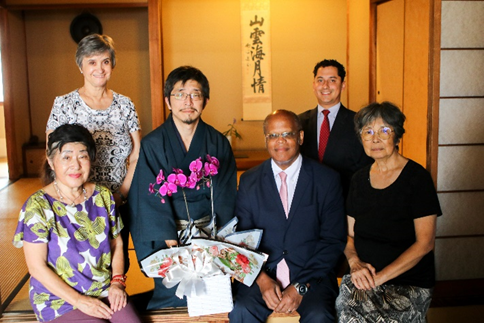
[143,156,268,317]
[222,118,242,140]
[149,155,220,241]
[142,238,267,290]
[208,245,258,283]
[140,224,268,316]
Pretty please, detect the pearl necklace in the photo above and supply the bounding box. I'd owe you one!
[54,181,87,207]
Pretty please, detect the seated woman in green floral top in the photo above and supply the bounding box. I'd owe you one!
[13,124,141,323]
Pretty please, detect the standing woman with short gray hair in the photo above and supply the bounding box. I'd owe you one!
[46,34,140,213]
[46,34,141,272]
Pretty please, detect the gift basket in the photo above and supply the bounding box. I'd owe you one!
[141,155,268,316]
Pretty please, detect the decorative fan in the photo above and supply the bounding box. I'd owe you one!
[70,13,103,43]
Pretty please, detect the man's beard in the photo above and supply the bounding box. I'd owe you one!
[182,115,200,125]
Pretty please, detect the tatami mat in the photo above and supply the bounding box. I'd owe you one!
[0,178,42,311]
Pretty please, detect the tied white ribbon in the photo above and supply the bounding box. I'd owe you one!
[162,248,223,299]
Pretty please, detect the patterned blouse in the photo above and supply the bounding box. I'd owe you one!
[12,185,123,322]
[46,90,141,192]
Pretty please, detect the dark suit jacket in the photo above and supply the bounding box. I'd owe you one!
[299,105,373,198]
[236,157,346,284]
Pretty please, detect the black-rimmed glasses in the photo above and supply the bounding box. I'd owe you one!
[171,92,203,101]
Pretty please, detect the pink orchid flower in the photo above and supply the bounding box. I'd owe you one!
[189,158,203,172]
[206,155,220,168]
[204,162,219,176]
[168,173,187,187]
[156,170,165,184]
[159,182,178,197]
[149,183,156,194]
[185,172,199,189]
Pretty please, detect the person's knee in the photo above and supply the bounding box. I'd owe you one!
[228,302,250,322]
[299,299,336,323]
[300,307,335,323]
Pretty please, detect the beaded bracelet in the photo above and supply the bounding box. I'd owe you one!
[111,274,127,288]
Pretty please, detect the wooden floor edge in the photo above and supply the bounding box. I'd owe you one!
[0,308,299,322]
[2,279,484,321]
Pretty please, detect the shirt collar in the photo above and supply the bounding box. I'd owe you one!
[271,153,303,181]
[318,102,341,116]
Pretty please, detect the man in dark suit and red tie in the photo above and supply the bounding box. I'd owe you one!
[299,59,373,198]
[229,110,346,323]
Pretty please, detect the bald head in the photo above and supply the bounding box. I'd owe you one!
[263,110,303,135]
[263,110,304,170]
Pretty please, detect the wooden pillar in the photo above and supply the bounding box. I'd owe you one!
[148,0,165,129]
[0,8,21,180]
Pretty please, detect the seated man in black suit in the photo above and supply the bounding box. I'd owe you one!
[299,59,373,198]
[229,110,346,323]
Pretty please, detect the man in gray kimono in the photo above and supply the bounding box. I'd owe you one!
[128,66,237,310]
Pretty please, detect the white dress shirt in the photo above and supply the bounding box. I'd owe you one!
[317,103,341,146]
[271,154,303,214]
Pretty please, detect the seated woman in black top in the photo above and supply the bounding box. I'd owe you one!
[336,102,442,323]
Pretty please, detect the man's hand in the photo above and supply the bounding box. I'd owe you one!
[165,240,178,248]
[274,285,303,314]
[256,271,283,310]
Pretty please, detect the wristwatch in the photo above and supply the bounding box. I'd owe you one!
[292,282,308,295]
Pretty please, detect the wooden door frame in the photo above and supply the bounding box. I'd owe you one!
[369,0,392,103]
[427,0,440,181]
[370,0,440,180]
[0,7,21,180]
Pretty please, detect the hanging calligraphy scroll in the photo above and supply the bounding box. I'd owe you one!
[241,0,273,121]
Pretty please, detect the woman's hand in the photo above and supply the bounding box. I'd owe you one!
[349,260,377,290]
[345,218,377,290]
[108,282,128,312]
[76,294,114,319]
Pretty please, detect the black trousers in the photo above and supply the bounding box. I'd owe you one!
[229,274,338,323]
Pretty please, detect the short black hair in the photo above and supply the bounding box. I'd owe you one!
[42,124,96,185]
[164,66,210,108]
[354,101,406,146]
[47,124,96,161]
[313,59,346,82]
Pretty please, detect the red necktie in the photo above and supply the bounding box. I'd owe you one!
[277,171,290,288]
[318,110,330,162]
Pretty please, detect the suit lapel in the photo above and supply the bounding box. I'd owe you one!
[325,105,351,158]
[306,107,319,158]
[287,158,310,223]
[261,161,289,221]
